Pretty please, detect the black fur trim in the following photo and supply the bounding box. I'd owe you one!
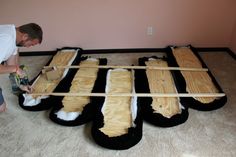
[18,48,82,111]
[91,69,143,150]
[49,58,108,126]
[166,45,227,111]
[135,56,189,127]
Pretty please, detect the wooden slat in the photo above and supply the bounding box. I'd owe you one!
[29,92,225,97]
[44,65,208,71]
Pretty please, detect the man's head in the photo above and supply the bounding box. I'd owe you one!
[16,23,43,47]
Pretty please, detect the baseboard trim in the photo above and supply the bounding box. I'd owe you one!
[195,47,228,52]
[19,51,57,56]
[82,48,166,54]
[226,48,236,60]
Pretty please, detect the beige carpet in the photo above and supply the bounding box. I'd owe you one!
[0,52,235,157]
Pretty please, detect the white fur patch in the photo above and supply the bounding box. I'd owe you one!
[55,110,81,121]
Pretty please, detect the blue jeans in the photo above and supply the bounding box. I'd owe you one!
[0,88,4,105]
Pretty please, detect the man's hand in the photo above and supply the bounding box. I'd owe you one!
[19,85,32,93]
[15,66,26,78]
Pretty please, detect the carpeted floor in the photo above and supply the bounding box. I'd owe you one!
[0,51,235,157]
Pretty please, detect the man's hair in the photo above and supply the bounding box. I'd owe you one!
[18,23,43,43]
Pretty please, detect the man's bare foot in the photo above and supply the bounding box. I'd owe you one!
[0,102,6,112]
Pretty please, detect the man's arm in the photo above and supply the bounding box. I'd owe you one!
[0,49,18,74]
[1,52,23,75]
[6,49,19,66]
[0,64,17,74]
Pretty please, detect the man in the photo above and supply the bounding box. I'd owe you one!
[0,23,43,112]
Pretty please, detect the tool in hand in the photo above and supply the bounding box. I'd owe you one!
[9,65,31,95]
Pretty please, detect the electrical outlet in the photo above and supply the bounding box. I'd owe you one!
[147,26,153,35]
